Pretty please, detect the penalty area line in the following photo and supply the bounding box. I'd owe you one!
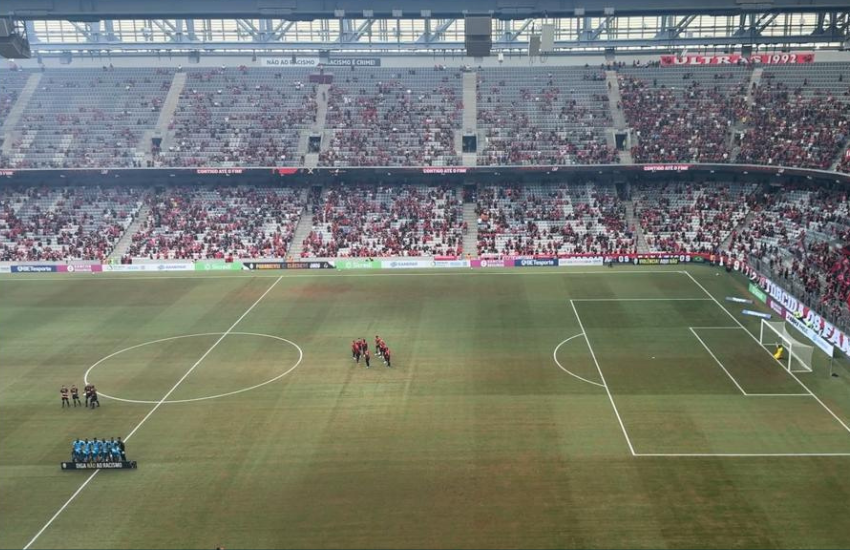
[22,276,283,550]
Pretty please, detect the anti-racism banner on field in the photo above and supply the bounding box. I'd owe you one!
[660,52,814,66]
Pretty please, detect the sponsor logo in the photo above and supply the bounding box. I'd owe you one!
[0,265,10,273]
[748,282,768,303]
[785,311,835,357]
[385,260,432,269]
[11,265,57,273]
[432,260,470,268]
[516,258,557,267]
[0,170,14,176]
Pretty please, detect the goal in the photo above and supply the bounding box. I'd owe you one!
[758,319,814,373]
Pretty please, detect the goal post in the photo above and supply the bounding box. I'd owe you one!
[758,319,814,373]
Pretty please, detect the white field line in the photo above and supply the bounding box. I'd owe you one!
[569,300,637,456]
[683,271,850,437]
[0,269,688,282]
[553,334,606,388]
[635,452,850,457]
[22,276,283,550]
[689,327,748,396]
[571,298,712,301]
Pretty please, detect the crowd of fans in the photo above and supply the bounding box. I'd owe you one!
[0,186,142,261]
[319,68,463,167]
[477,69,617,166]
[127,186,304,260]
[302,185,465,257]
[161,66,316,167]
[618,67,749,163]
[634,182,757,253]
[6,67,172,169]
[727,186,850,328]
[475,183,634,256]
[737,73,850,169]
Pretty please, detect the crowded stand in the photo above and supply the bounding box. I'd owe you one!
[161,67,317,167]
[0,186,142,261]
[738,63,850,170]
[5,67,173,169]
[618,65,749,163]
[319,68,463,167]
[127,186,305,260]
[476,67,617,166]
[475,183,634,256]
[302,185,464,257]
[0,69,30,141]
[634,182,757,253]
[728,186,850,328]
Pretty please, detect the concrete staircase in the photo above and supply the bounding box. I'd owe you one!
[623,200,649,253]
[729,68,764,163]
[288,188,319,256]
[461,72,478,166]
[605,71,627,130]
[721,209,757,250]
[107,203,151,261]
[462,203,479,256]
[1,73,41,159]
[148,72,187,164]
[302,84,331,168]
[605,70,633,165]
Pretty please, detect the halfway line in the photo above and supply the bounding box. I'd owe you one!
[22,276,283,550]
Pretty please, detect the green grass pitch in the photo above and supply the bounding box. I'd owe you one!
[2,265,850,549]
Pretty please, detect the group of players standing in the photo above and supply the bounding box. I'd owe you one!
[60,384,100,409]
[71,437,126,463]
[351,336,392,368]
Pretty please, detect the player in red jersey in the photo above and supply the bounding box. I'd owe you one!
[375,335,381,356]
[384,348,391,368]
[364,350,371,368]
[60,386,70,408]
[351,340,358,361]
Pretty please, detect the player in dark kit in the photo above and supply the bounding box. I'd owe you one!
[70,384,81,407]
[60,386,70,408]
[84,384,92,407]
[89,386,100,408]
[384,348,391,368]
[351,340,358,361]
[364,350,371,368]
[360,339,368,354]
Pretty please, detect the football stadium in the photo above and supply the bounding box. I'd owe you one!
[1,0,850,548]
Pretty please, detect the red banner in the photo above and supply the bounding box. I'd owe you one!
[660,52,814,66]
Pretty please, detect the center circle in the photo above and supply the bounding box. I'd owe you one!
[84,332,303,404]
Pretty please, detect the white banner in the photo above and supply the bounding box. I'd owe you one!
[785,311,835,357]
[261,57,319,67]
[432,260,471,268]
[559,257,604,267]
[383,259,434,270]
[102,263,193,273]
[0,265,10,273]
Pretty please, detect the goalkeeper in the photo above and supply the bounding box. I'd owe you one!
[773,345,785,360]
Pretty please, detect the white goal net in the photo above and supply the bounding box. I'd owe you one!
[759,320,814,373]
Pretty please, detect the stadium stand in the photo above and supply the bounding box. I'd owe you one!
[634,181,758,253]
[161,67,316,167]
[127,186,305,259]
[0,186,143,261]
[319,68,463,167]
[738,63,850,170]
[302,184,464,256]
[618,65,750,163]
[6,67,173,168]
[728,185,850,326]
[0,69,30,126]
[476,67,617,166]
[475,183,633,256]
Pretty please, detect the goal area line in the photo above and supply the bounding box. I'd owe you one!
[568,271,850,458]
